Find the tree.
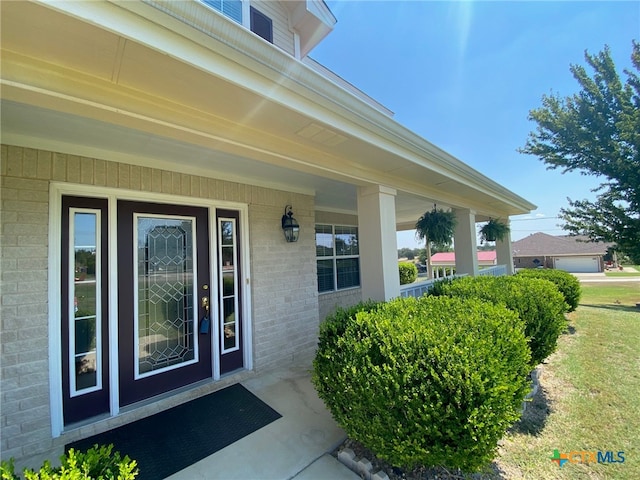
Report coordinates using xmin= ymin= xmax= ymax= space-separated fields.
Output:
xmin=520 ymin=41 xmax=640 ymax=263
xmin=397 ymin=247 xmax=416 ymax=260
xmin=415 ymin=206 xmax=456 ymax=279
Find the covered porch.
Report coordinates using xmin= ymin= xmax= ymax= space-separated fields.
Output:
xmin=2 ymin=1 xmax=533 ymax=306
xmin=1 ymin=0 xmax=534 ymax=465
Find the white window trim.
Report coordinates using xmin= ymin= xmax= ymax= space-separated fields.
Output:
xmin=218 ymin=217 xmax=240 ymax=355
xmin=316 ymin=224 xmax=361 ymax=294
xmin=68 ymin=208 xmax=103 ymax=397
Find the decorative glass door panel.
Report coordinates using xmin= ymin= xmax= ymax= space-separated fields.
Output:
xmin=61 ymin=197 xmax=110 ymax=425
xmin=217 ymin=210 xmax=243 ymax=374
xmin=135 ymin=216 xmax=197 ymax=377
xmin=118 ymin=201 xmax=211 ymax=406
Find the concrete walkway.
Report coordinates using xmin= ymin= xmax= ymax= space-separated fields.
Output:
xmin=167 ymin=364 xmax=360 ymax=480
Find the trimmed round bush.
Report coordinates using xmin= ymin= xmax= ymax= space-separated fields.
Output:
xmin=517 ymin=268 xmax=581 ymax=312
xmin=319 ymin=300 xmax=381 ymax=340
xmin=398 ymin=262 xmax=418 ymax=285
xmin=313 ymin=296 xmax=531 ymax=472
xmin=435 ymin=275 xmax=567 ymax=366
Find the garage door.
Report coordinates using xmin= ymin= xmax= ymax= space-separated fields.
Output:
xmin=553 ymin=256 xmax=599 ymax=273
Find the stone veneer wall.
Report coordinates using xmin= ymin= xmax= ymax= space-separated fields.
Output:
xmin=0 ymin=144 xmax=318 ymax=466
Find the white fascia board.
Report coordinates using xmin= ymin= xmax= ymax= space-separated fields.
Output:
xmin=36 ymin=0 xmax=533 ymax=214
xmin=286 ymin=0 xmax=337 ymax=57
xmin=307 ymin=0 xmax=337 ymax=26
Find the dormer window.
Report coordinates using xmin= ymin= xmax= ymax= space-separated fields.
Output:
xmin=250 ymin=7 xmax=273 ymax=43
xmin=201 ymin=0 xmax=242 ymax=23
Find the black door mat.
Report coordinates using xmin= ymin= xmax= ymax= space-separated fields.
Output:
xmin=66 ymin=383 xmax=282 ymax=480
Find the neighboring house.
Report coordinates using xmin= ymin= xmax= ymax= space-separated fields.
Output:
xmin=512 ymin=232 xmax=611 ymax=273
xmin=430 ymin=251 xmax=496 ymax=277
xmin=0 ymin=0 xmax=535 ymax=468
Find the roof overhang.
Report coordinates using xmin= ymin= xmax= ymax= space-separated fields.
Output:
xmin=283 ymin=0 xmax=337 ymax=58
xmin=0 ymin=0 xmax=535 ymax=227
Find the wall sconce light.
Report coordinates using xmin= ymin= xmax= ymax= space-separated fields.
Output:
xmin=281 ymin=205 xmax=300 ymax=243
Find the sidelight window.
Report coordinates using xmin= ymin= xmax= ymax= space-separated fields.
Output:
xmin=68 ymin=209 xmax=102 ymax=396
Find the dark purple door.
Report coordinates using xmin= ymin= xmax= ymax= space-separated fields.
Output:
xmin=117 ymin=201 xmax=212 ymax=406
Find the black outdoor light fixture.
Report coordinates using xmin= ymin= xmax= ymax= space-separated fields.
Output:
xmin=281 ymin=205 xmax=300 ymax=242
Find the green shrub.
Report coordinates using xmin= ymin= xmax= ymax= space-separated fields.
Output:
xmin=435 ymin=275 xmax=567 ymax=366
xmin=319 ymin=300 xmax=381 ymax=344
xmin=398 ymin=262 xmax=418 ymax=285
xmin=1 ymin=444 xmax=138 ymax=480
xmin=426 ymin=277 xmax=455 ymax=296
xmin=517 ymin=268 xmax=581 ymax=312
xmin=313 ymin=296 xmax=531 ymax=472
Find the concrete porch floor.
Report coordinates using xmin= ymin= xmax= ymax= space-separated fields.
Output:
xmin=166 ymin=364 xmax=360 ymax=480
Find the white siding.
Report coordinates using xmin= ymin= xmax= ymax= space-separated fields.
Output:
xmin=252 ymin=0 xmax=295 ymax=55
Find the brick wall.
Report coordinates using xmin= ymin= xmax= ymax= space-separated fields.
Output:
xmin=250 ymin=201 xmax=319 ymax=371
xmin=514 ymin=256 xmax=553 ymax=269
xmin=1 ymin=147 xmax=52 ymax=463
xmin=318 ymin=288 xmax=363 ymax=323
xmin=0 ymin=144 xmax=319 ymax=465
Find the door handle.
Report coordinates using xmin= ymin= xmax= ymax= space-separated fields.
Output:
xmin=201 ymin=296 xmax=209 ymax=314
xmin=200 ymin=296 xmax=210 ymax=334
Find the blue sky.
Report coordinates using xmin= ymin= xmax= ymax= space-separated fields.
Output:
xmin=310 ymin=1 xmax=639 ymax=248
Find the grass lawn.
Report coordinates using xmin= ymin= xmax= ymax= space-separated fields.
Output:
xmin=494 ymin=282 xmax=640 ymax=479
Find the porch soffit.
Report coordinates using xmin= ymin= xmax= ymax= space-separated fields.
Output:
xmin=0 ymin=0 xmax=535 ymax=222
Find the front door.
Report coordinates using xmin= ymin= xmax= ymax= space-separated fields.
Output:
xmin=117 ymin=201 xmax=212 ymax=406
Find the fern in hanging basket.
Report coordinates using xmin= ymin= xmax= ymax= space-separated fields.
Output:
xmin=479 ymin=218 xmax=510 ymax=243
xmin=416 ymin=207 xmax=457 ymax=245
xmin=415 ymin=207 xmax=457 ymax=279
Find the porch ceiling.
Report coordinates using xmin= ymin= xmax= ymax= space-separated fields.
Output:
xmin=0 ymin=1 xmax=535 ymax=225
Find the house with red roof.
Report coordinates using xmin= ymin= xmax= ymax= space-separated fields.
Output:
xmin=430 ymin=251 xmax=497 ymax=277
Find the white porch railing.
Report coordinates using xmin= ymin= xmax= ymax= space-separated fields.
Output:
xmin=399 ymin=274 xmax=463 ymax=298
xmin=478 ymin=264 xmax=508 ymax=276
xmin=399 ymin=278 xmax=439 ymax=298
xmin=399 ymin=265 xmax=508 ymax=298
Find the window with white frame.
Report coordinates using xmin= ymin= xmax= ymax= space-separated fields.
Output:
xmin=316 ymin=224 xmax=360 ymax=293
xmin=201 ymin=0 xmax=242 ymax=23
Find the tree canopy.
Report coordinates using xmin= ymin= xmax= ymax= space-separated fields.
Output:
xmin=520 ymin=41 xmax=640 ymax=263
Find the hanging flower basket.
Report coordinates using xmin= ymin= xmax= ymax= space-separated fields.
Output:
xmin=415 ymin=206 xmax=457 ymax=279
xmin=479 ymin=218 xmax=510 ymax=243
xmin=415 ymin=206 xmax=457 ymax=246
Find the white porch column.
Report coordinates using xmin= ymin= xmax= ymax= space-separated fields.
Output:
xmin=453 ymin=208 xmax=478 ymax=276
xmin=496 ymin=225 xmax=514 ymax=275
xmin=357 ymin=185 xmax=400 ymax=301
